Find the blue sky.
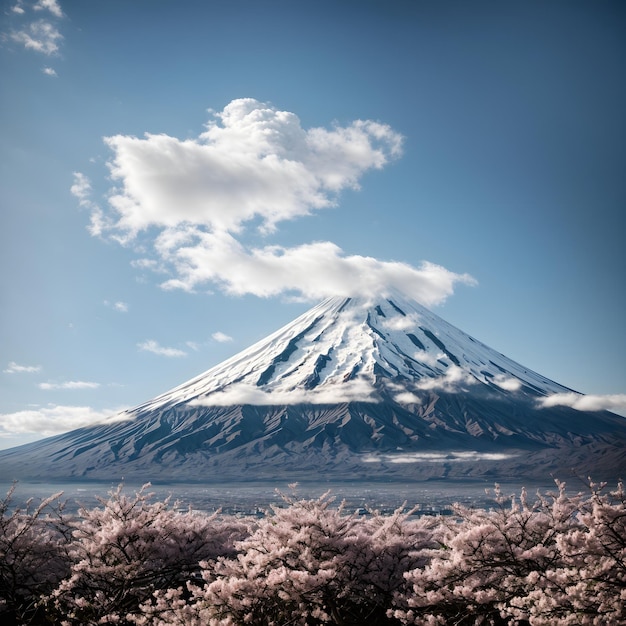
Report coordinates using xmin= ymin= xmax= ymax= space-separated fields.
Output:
xmin=1 ymin=0 xmax=625 ymax=449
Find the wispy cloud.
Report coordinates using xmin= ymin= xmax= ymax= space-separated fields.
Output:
xmin=138 ymin=339 xmax=187 ymax=358
xmin=412 ymin=350 xmax=446 ymax=368
xmin=79 ymin=98 xmax=475 ymax=305
xmin=71 ymin=172 xmax=107 ymax=236
xmin=212 ymin=331 xmax=233 ymax=343
xmin=70 ymin=171 xmax=92 ymax=205
xmin=492 ymin=374 xmax=522 ymax=391
xmin=381 ymin=313 xmax=421 ymax=332
xmin=538 ymin=392 xmax=626 ymax=417
xmin=104 ymin=300 xmax=129 ymax=313
xmin=416 ymin=365 xmax=477 ymax=392
xmin=3 ymin=361 xmax=41 ymax=374
xmin=39 ymin=380 xmax=100 ymax=390
xmin=34 ymin=0 xmax=63 ymax=18
xmin=190 ymin=379 xmax=378 ymax=406
xmin=10 ymin=19 xmax=62 ymax=55
xmin=0 ymin=405 xmax=129 ymax=438
xmin=363 ymin=451 xmax=517 ymax=464
xmin=6 ymin=0 xmax=64 ymax=77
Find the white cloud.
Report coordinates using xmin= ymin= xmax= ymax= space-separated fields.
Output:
xmin=362 ymin=451 xmax=516 ymax=464
xmin=71 ymin=172 xmax=109 ymax=237
xmin=393 ymin=391 xmax=422 ymax=405
xmin=70 ymin=171 xmax=93 ymax=206
xmin=34 ymin=0 xmax=63 ymax=18
xmin=412 ymin=350 xmax=446 ymax=367
xmin=42 ymin=66 xmax=57 ymax=76
xmin=416 ymin=365 xmax=477 ymax=392
xmin=10 ymin=19 xmax=62 ymax=55
xmin=138 ymin=339 xmax=187 ymax=358
xmin=3 ymin=361 xmax=41 ymax=374
xmin=104 ymin=300 xmax=129 ymax=313
xmin=101 ymin=98 xmax=403 ymax=240
xmin=79 ymin=99 xmax=475 ymax=305
xmin=39 ymin=380 xmax=100 ymax=390
xmin=212 ymin=331 xmax=233 ymax=343
xmin=0 ymin=405 xmax=129 ymax=438
xmin=538 ymin=392 xmax=626 ymax=417
xmin=492 ymin=374 xmax=522 ymax=391
xmin=381 ymin=313 xmax=421 ymax=332
xmin=11 ymin=2 xmax=25 ymax=15
xmin=155 ymin=230 xmax=475 ymax=305
xmin=190 ymin=378 xmax=378 ymax=406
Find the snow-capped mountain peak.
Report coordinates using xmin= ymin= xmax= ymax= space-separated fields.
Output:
xmin=1 ymin=289 xmax=624 ymax=483
xmin=134 ymin=292 xmax=570 ymax=413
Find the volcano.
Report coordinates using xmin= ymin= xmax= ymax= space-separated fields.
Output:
xmin=1 ymin=292 xmax=624 ymax=483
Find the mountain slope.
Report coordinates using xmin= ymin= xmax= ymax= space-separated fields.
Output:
xmin=1 ymin=293 xmax=624 ymax=482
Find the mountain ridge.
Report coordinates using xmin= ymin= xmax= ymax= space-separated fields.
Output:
xmin=1 ymin=292 xmax=624 ymax=483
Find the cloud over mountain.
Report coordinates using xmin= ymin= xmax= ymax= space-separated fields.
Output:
xmin=74 ymin=99 xmax=475 ymax=306
xmin=539 ymin=392 xmax=626 ymax=417
xmin=2 ymin=293 xmax=624 ymax=482
xmin=155 ymin=231 xmax=475 ymax=305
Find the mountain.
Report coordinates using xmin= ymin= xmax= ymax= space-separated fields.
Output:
xmin=1 ymin=292 xmax=624 ymax=483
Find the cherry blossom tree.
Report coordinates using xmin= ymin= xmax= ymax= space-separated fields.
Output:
xmin=137 ymin=489 xmax=434 ymax=626
xmin=391 ymin=480 xmax=626 ymax=626
xmin=512 ymin=480 xmax=626 ymax=625
xmin=45 ymin=483 xmax=248 ymax=625
xmin=0 ymin=483 xmax=71 ymax=625
xmin=3 ymin=480 xmax=626 ymax=625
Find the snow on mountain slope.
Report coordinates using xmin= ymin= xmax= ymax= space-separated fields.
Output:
xmin=0 ymin=291 xmax=624 ymax=483
xmin=134 ymin=291 xmax=571 ymax=414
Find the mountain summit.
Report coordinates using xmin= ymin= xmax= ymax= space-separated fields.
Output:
xmin=1 ymin=292 xmax=624 ymax=482
xmin=134 ymin=292 xmax=571 ymax=411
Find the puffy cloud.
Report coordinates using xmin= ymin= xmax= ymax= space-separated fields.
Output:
xmin=381 ymin=313 xmax=421 ymax=332
xmin=138 ymin=339 xmax=187 ymax=358
xmin=190 ymin=378 xmax=378 ymax=406
xmin=416 ymin=365 xmax=477 ymax=392
xmin=10 ymin=19 xmax=62 ymax=55
xmin=538 ymin=392 xmax=626 ymax=417
xmin=392 ymin=391 xmax=422 ymax=405
xmin=212 ymin=331 xmax=233 ymax=343
xmin=34 ymin=0 xmax=63 ymax=18
xmin=39 ymin=380 xmax=100 ymax=390
xmin=0 ymin=405 xmax=128 ymax=438
xmin=80 ymin=99 xmax=475 ymax=305
xmin=155 ymin=230 xmax=475 ymax=305
xmin=101 ymin=98 xmax=403 ymax=239
xmin=3 ymin=361 xmax=41 ymax=374
xmin=42 ymin=66 xmax=57 ymax=76
xmin=412 ymin=350 xmax=446 ymax=368
xmin=492 ymin=375 xmax=522 ymax=391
